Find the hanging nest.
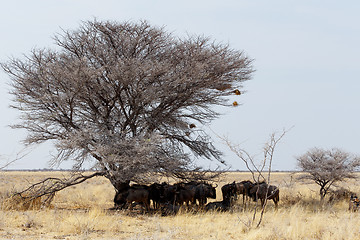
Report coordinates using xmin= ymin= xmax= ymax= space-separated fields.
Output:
xmin=232 ymin=101 xmax=239 ymax=106
xmin=189 ymin=124 xmax=196 ymax=129
xmin=233 ymin=89 xmax=241 ymax=95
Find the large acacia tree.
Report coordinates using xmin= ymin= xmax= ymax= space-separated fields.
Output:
xmin=2 ymin=20 xmax=253 ymax=190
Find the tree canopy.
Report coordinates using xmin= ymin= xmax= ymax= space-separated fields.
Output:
xmin=2 ymin=19 xmax=254 ymax=188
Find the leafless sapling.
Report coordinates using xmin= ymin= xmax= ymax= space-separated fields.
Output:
xmin=222 ymin=129 xmax=289 ymax=228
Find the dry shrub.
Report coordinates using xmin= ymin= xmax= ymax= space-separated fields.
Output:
xmin=328 ymin=187 xmax=355 ymax=203
xmin=280 ymin=191 xmax=304 ymax=206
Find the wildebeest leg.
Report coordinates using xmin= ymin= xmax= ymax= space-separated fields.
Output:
xmin=260 ymin=198 xmax=265 ymax=207
xmin=120 ymin=202 xmax=127 ymax=209
xmin=273 ymin=198 xmax=278 ymax=209
xmin=147 ymin=199 xmax=151 ymax=211
xmin=274 ymin=194 xmax=280 ymax=209
xmin=144 ymin=200 xmax=150 ymax=212
xmin=128 ymin=201 xmax=136 ymax=211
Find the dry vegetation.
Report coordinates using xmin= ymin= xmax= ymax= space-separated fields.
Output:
xmin=1 ymin=171 xmax=360 ymax=240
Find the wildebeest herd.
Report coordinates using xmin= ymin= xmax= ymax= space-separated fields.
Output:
xmin=113 ymin=180 xmax=280 ymax=215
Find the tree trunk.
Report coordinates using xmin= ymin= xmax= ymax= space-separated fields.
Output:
xmin=320 ymin=185 xmax=327 ymax=201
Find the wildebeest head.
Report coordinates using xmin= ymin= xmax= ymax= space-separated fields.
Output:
xmin=161 ymin=183 xmax=177 ymax=204
xmin=114 ymin=190 xmax=129 ymax=209
xmin=114 ymin=180 xmax=130 ymax=192
xmin=196 ymin=182 xmax=216 ymax=198
xmin=207 ymin=183 xmax=217 ymax=199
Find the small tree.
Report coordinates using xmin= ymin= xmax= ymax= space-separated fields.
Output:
xmin=1 ymin=19 xmax=254 ymax=194
xmin=222 ymin=129 xmax=288 ymax=228
xmin=297 ymin=147 xmax=360 ymax=200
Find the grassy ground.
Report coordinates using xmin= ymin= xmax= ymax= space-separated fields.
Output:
xmin=1 ymin=171 xmax=360 ymax=240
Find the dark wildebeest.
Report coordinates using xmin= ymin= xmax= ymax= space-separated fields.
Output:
xmin=195 ymin=182 xmax=217 ymax=206
xmin=114 ymin=191 xmax=127 ymax=209
xmin=114 ymin=185 xmax=150 ymax=211
xmin=249 ymin=182 xmax=279 ymax=208
xmin=174 ymin=183 xmax=196 ymax=207
xmin=161 ymin=183 xmax=177 ymax=205
xmin=205 ymin=198 xmax=232 ymax=212
xmin=113 ymin=180 xmax=131 ymax=192
xmin=234 ymin=180 xmax=254 ymax=205
xmin=149 ymin=182 xmax=166 ymax=209
xmin=113 ymin=180 xmax=131 ymax=209
xmin=221 ymin=182 xmax=237 ymax=201
xmin=159 ymin=203 xmax=181 ymax=216
xmin=183 ymin=181 xmax=217 ymax=206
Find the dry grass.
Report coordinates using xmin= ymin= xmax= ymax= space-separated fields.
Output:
xmin=1 ymin=171 xmax=360 ymax=239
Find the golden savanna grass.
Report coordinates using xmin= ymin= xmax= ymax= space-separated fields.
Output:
xmin=1 ymin=171 xmax=360 ymax=239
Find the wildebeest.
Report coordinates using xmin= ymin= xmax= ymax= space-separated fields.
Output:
xmin=249 ymin=182 xmax=279 ymax=208
xmin=173 ymin=183 xmax=196 ymax=207
xmin=236 ymin=180 xmax=254 ymax=199
xmin=160 ymin=183 xmax=177 ymax=205
xmin=221 ymin=182 xmax=237 ymax=201
xmin=114 ymin=185 xmax=150 ymax=211
xmin=233 ymin=180 xmax=255 ymax=206
xmin=113 ymin=180 xmax=131 ymax=193
xmin=205 ymin=198 xmax=232 ymax=212
xmin=113 ymin=181 xmax=131 ymax=209
xmin=171 ymin=182 xmax=209 ymax=207
xmin=147 ymin=181 xmax=217 ymax=208
xmin=148 ymin=182 xmax=166 ymax=209
xmin=159 ymin=202 xmax=181 ymax=216
xmin=192 ymin=182 xmax=217 ymax=206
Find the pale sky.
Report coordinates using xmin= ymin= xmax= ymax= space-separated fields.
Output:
xmin=1 ymin=0 xmax=359 ymax=170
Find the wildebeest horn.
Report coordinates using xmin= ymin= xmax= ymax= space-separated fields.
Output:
xmin=214 ymin=183 xmax=218 ymax=188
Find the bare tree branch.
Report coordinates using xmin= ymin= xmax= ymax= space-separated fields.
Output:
xmin=0 ymin=146 xmax=35 ymax=170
